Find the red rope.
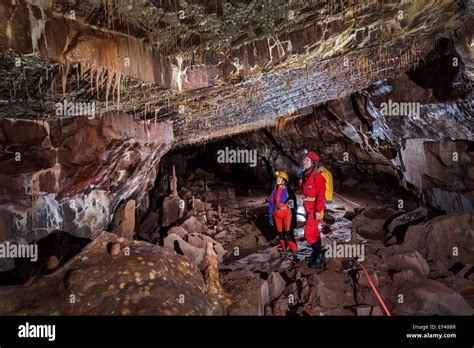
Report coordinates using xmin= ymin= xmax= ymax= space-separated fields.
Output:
xmin=355 ymin=259 xmax=392 ymax=316
xmin=309 ymin=286 xmax=317 ymax=316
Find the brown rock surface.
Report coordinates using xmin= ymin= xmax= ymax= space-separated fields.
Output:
xmin=0 ymin=232 xmax=211 ymax=315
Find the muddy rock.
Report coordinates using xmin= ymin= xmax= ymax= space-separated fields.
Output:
xmin=314 ymin=270 xmax=355 ymax=308
xmin=272 ymin=297 xmax=290 ymax=316
xmin=392 ymin=269 xmax=418 ymax=283
xmin=381 ymin=249 xmax=430 ymax=276
xmin=352 ymin=207 xmax=399 ymax=240
xmin=438 ymin=276 xmax=474 ymax=308
xmin=356 ymin=269 xmax=379 ymax=288
xmin=342 ymin=178 xmax=358 ymax=188
xmin=111 ymin=200 xmax=136 ymax=240
xmin=404 ymin=213 xmax=474 ymax=267
xmin=138 ymin=211 xmax=159 ymax=242
xmin=354 ymin=305 xmax=384 ymax=316
xmin=387 ymin=278 xmax=472 ymax=315
xmin=167 ymin=226 xmax=188 ymax=239
xmin=163 ymin=233 xmax=205 ymax=269
xmin=386 ymin=207 xmax=432 ymax=238
xmin=186 ymin=233 xmax=226 ymax=263
xmin=428 ymin=260 xmax=453 ymax=278
xmin=268 ymin=272 xmax=287 ymax=301
xmin=222 ymin=270 xmax=270 ymax=315
xmin=180 ymin=216 xmax=210 ymax=235
xmin=0 ymin=232 xmax=211 ymax=315
xmin=193 ymin=199 xmax=212 ymax=213
xmin=161 ymin=196 xmax=185 ymax=227
xmin=222 ymin=247 xmax=293 ymax=273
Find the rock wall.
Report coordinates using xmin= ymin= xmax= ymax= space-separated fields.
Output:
xmin=163 ymin=51 xmax=473 ymax=213
xmin=0 ymin=113 xmax=173 ymax=243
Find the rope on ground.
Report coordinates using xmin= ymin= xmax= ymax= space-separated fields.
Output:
xmin=353 ymin=258 xmax=392 ymax=316
xmin=333 ymin=192 xmax=361 ymax=207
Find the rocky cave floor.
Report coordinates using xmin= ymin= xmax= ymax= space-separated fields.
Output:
xmin=0 ymin=168 xmax=473 ymax=316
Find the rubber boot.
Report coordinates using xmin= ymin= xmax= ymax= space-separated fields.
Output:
xmin=279 ymin=239 xmax=287 ymax=258
xmin=308 ymin=239 xmax=325 ymax=269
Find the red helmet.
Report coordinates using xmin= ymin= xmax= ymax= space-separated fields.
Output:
xmin=305 ymin=151 xmax=319 ymax=163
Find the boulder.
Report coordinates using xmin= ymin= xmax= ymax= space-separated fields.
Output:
xmin=167 ymin=226 xmax=188 ymax=239
xmin=161 ymin=196 xmax=184 ymax=227
xmin=0 ymin=232 xmax=211 ymax=315
xmin=342 ymin=178 xmax=358 ymax=188
xmin=186 ymin=233 xmax=226 ymax=263
xmin=163 ymin=234 xmax=205 ymax=269
xmin=267 ymin=272 xmax=287 ymax=301
xmin=221 ymin=247 xmax=293 ymax=274
xmin=357 ymin=269 xmax=379 ymax=288
xmin=354 ymin=305 xmax=384 ymax=316
xmin=428 ymin=260 xmax=453 ymax=278
xmin=352 ymin=207 xmax=398 ymax=240
xmin=392 ymin=269 xmax=417 ymax=283
xmin=193 ymin=198 xmax=212 ymax=213
xmin=388 ymin=278 xmax=472 ymax=315
xmin=404 ymin=213 xmax=474 ymax=267
xmin=314 ymin=270 xmax=355 ymax=308
xmin=180 ymin=216 xmax=209 ymax=235
xmin=438 ymin=276 xmax=474 ymax=308
xmin=138 ymin=211 xmax=159 ymax=242
xmin=112 ymin=200 xmax=136 ymax=240
xmin=381 ymin=249 xmax=430 ymax=276
xmin=222 ymin=270 xmax=270 ymax=315
xmin=387 ymin=207 xmax=431 ymax=236
xmin=272 ymin=297 xmax=290 ymax=316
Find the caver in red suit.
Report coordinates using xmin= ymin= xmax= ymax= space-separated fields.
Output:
xmin=299 ymin=151 xmax=326 ymax=268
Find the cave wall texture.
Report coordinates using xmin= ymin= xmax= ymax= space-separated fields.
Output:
xmin=0 ymin=0 xmax=472 ymax=242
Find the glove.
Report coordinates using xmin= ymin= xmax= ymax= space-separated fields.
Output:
xmin=295 ymin=165 xmax=304 ymax=179
xmin=268 ymin=214 xmax=274 ymax=226
xmin=314 ymin=211 xmax=322 ymax=220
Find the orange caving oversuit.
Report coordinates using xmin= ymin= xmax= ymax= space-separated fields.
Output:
xmin=268 ymin=184 xmax=298 ymax=253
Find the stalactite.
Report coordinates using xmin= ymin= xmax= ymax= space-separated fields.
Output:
xmin=95 ymin=66 xmax=100 ymax=99
xmin=61 ymin=62 xmax=69 ymax=97
xmin=100 ymin=68 xmax=105 ymax=96
xmin=111 ymin=71 xmax=117 ymax=105
xmin=116 ymin=72 xmax=122 ymax=109
xmin=76 ymin=63 xmax=80 ymax=90
xmin=105 ymin=70 xmax=113 ymax=108
xmin=89 ymin=65 xmax=94 ymax=94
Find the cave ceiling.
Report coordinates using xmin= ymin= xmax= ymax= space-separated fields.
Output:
xmin=0 ymin=0 xmax=472 ymax=146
